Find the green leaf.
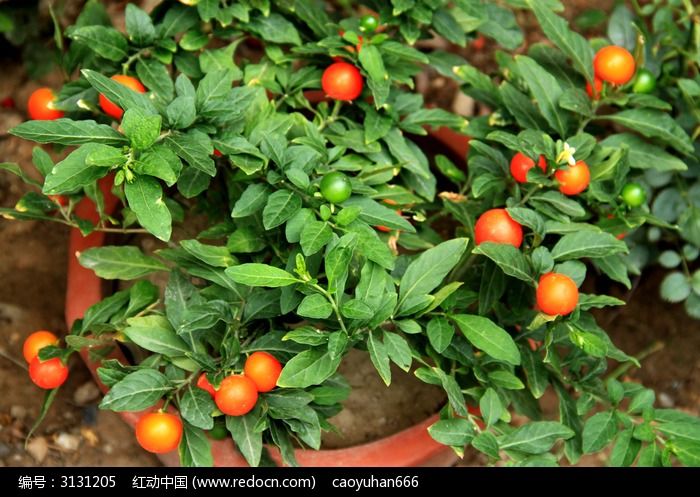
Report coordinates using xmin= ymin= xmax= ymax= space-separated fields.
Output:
xmin=488 ymin=370 xmax=525 ymax=390
xmin=600 ymin=133 xmax=687 ymax=172
xmin=225 ymin=264 xmax=299 ymax=287
xmin=263 ymin=190 xmax=302 ymax=230
xmin=500 ymin=421 xmax=574 ymax=454
xmin=607 ymin=4 xmax=636 ymax=51
xmin=433 ymin=8 xmax=466 ymax=46
xmin=657 ymin=423 xmax=700 ymax=458
xmin=159 ymin=4 xmax=199 ymax=38
xmin=578 ymin=294 xmax=625 ymax=310
xmin=325 ymin=233 xmax=357 ymax=295
xmin=500 ymin=83 xmax=549 ymax=131
xmin=82 ymin=69 xmax=157 ymax=115
xmin=180 ymin=386 xmax=216 ymax=430
xmin=582 ymin=411 xmax=617 ymax=453
xmin=284 ymin=327 xmax=328 ymax=347
xmin=428 ymin=419 xmax=474 ymax=447
xmin=226 ymin=408 xmax=263 ymax=467
xmin=79 ymin=246 xmax=167 ymax=280
xmin=435 ymin=155 xmax=467 ymax=184
xmin=340 ymin=299 xmax=374 ymax=320
xmin=480 ymin=388 xmax=504 ymax=427
xmin=660 ymin=272 xmax=691 ymax=303
xmin=167 ymin=96 xmax=197 ymax=129
xmin=165 ymin=131 xmax=215 ymax=177
xmin=85 ymin=144 xmax=125 ymax=168
xmin=181 ymin=239 xmax=235 ymax=268
xmin=569 ymin=328 xmax=607 ymax=357
xmin=134 ymin=146 xmax=182 ymax=187
xmin=609 ymin=428 xmax=641 ymax=467
xmin=42 ymin=144 xmax=110 ymax=195
xmin=472 ymin=431 xmax=500 ymax=459
xmin=480 ymin=262 xmax=506 ymax=315
xmin=82 ymin=289 xmax=130 ymax=333
xmin=383 ymin=331 xmax=412 ymax=372
xmin=125 ymin=280 xmax=159 ymax=316
xmin=10 ymin=119 xmax=126 ymax=146
xmin=515 ymin=55 xmax=568 ymax=137
xmin=123 ymin=316 xmax=189 ymax=357
xmin=367 ymin=330 xmax=391 ymax=386
xmin=671 ymin=440 xmax=700 ymax=467
xmin=227 ymin=227 xmax=266 ymax=254
xmin=136 ymin=59 xmax=174 ymax=102
xmin=125 ymin=4 xmax=155 ymax=46
xmin=628 ymin=389 xmax=655 ymax=414
xmin=0 ymin=11 xmax=13 ymax=33
xmin=300 ymin=221 xmax=332 ymax=256
xmin=125 ymin=175 xmax=172 ymax=242
xmin=427 ymin=317 xmax=454 ymax=354
xmin=397 ymin=238 xmax=468 ymax=313
xmin=277 ymin=348 xmax=342 ymax=388
xmin=593 ymin=255 xmax=632 ymax=289
xmin=601 ymin=109 xmax=694 ymax=155
xmin=528 ymin=0 xmax=594 ymax=81
xmin=637 ymin=442 xmax=662 ymax=467
xmin=364 ymin=107 xmax=394 ymax=143
xmin=69 ymin=26 xmax=128 ymax=61
xmin=32 ymin=147 xmax=54 ymax=177
xmin=359 ymin=44 xmax=389 ymax=107
xmin=232 ymin=184 xmax=270 ymax=218
xmin=200 ymin=45 xmax=241 ymax=75
xmin=434 ymin=368 xmax=468 ymax=417
xmin=559 ymin=88 xmax=593 ymax=115
xmin=551 ymin=231 xmax=628 ymax=260
xmin=179 ymin=423 xmax=213 ymax=467
xmin=522 ymin=349 xmax=548 ymax=399
xmin=507 ymin=207 xmax=546 ymax=238
xmin=177 ymin=167 xmax=210 ymax=198
xmin=342 ymin=196 xmax=415 ymax=232
xmin=297 ymin=294 xmax=333 ymax=319
xmin=249 ymin=13 xmax=301 ymax=45
xmin=452 ymin=314 xmax=521 ymax=366
xmin=99 ymin=370 xmax=171 ymax=411
xmin=473 ymin=243 xmax=534 ymax=282
xmin=530 ymin=191 xmax=586 ymax=219
xmin=25 ymin=389 xmax=59 ymax=442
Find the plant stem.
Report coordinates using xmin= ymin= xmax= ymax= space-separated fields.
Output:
xmin=311 ymin=283 xmax=347 ymax=334
xmin=606 ymin=340 xmax=665 ymax=381
xmin=122 ymin=51 xmax=144 ymax=74
xmin=0 ymin=347 xmax=28 ymax=371
xmin=317 ymin=100 xmax=343 ymax=132
xmin=518 ymin=184 xmax=544 ymax=206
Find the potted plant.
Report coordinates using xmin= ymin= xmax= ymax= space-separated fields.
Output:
xmin=3 ymin=0 xmax=699 ymax=467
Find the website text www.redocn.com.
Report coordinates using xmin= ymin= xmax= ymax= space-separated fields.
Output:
xmin=192 ymin=475 xmax=315 ymax=490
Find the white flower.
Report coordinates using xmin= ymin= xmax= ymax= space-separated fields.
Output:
xmin=556 ymin=142 xmax=577 ymax=166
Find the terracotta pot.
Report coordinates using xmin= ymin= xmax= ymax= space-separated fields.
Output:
xmin=64 ymin=171 xmax=465 ymax=467
xmin=429 ymin=126 xmax=470 ymax=160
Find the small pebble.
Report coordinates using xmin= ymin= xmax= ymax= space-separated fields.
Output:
xmin=658 ymin=392 xmax=675 ymax=408
xmin=26 ymin=437 xmax=48 ymax=463
xmin=54 ymin=432 xmax=80 ymax=452
xmin=10 ymin=406 xmax=27 ymax=420
xmin=73 ymin=382 xmax=100 ymax=406
xmin=452 ymin=91 xmax=475 ymax=117
xmin=0 ymin=442 xmax=11 ymax=458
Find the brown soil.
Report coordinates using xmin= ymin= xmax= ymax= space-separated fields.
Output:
xmin=323 ymin=350 xmax=445 ymax=449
